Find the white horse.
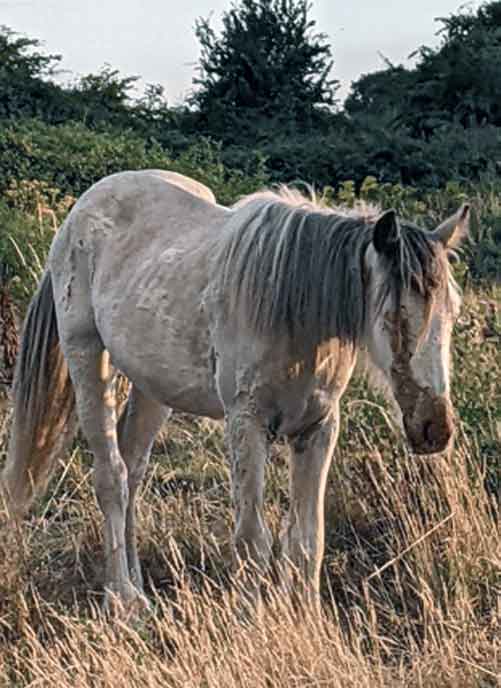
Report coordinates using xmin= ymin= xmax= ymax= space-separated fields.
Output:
xmin=2 ymin=170 xmax=469 ymax=612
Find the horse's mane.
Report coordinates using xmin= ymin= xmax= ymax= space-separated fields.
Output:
xmin=217 ymin=186 xmax=450 ymax=349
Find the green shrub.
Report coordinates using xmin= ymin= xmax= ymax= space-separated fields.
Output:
xmin=0 ymin=119 xmax=269 ymax=205
xmin=0 ymin=119 xmax=172 ymax=196
xmin=0 ymin=118 xmax=498 ymax=295
xmin=0 ymin=201 xmax=52 ymax=305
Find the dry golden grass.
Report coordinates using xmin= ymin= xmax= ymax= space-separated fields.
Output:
xmin=0 ymin=287 xmax=499 ymax=687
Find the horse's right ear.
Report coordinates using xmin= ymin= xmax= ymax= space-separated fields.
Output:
xmin=432 ymin=203 xmax=470 ymax=249
xmin=373 ymin=209 xmax=401 ymax=257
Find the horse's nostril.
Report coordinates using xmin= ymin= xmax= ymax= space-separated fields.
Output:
xmin=424 ymin=420 xmax=435 ymax=445
xmin=404 ymin=408 xmax=454 ymax=454
xmin=423 ymin=417 xmax=453 ymax=451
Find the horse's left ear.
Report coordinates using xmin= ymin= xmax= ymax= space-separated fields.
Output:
xmin=432 ymin=203 xmax=470 ymax=249
xmin=373 ymin=209 xmax=401 ymax=257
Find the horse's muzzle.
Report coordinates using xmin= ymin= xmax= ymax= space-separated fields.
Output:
xmin=403 ymin=397 xmax=455 ymax=455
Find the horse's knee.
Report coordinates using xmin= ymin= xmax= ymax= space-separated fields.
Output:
xmin=93 ymin=453 xmax=129 ymax=514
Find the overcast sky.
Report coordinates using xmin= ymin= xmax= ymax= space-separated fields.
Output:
xmin=0 ymin=0 xmax=481 ymax=103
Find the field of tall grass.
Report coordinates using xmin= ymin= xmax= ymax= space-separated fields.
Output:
xmin=0 ymin=174 xmax=499 ymax=686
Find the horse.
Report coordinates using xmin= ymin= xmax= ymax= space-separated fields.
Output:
xmin=1 ymin=169 xmax=470 ymax=613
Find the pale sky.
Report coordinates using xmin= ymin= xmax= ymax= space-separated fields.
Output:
xmin=0 ymin=0 xmax=481 ymax=104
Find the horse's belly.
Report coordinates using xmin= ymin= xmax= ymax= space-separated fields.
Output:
xmin=127 ymin=365 xmax=224 ymax=419
xmin=107 ymin=338 xmax=224 ymax=419
xmin=96 ymin=291 xmax=224 ymax=418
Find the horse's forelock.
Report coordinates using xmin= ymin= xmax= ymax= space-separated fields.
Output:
xmin=375 ymin=221 xmax=455 ymax=348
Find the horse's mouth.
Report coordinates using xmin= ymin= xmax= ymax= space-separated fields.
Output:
xmin=408 ymin=440 xmax=451 ymax=456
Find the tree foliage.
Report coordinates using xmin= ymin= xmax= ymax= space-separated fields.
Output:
xmin=0 ymin=25 xmax=63 ymax=120
xmin=403 ymin=1 xmax=501 ymax=135
xmin=347 ymin=0 xmax=501 ymax=138
xmin=2 ymin=3 xmax=501 ymax=202
xmin=0 ymin=26 xmax=183 ymax=145
xmin=192 ymin=0 xmax=338 ymax=140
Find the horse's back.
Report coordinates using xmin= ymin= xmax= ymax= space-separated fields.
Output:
xmin=50 ymin=169 xmax=227 ymax=274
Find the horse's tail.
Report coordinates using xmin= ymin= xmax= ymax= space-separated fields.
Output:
xmin=1 ymin=271 xmax=76 ymax=516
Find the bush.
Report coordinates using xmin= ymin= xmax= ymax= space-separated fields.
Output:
xmin=0 ymin=119 xmax=269 ymax=204
xmin=0 ymin=118 xmax=498 ymax=294
xmin=0 ymin=201 xmax=51 ymax=305
xmin=0 ymin=119 xmax=172 ymax=196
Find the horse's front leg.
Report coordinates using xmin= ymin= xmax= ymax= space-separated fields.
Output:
xmin=282 ymin=408 xmax=339 ymax=612
xmin=225 ymin=402 xmax=272 ymax=610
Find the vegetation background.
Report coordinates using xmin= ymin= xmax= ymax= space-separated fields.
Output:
xmin=0 ymin=1 xmax=499 ymax=685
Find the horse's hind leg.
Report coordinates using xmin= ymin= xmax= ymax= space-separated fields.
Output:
xmin=62 ymin=334 xmax=143 ymax=612
xmin=117 ymin=386 xmax=170 ymax=590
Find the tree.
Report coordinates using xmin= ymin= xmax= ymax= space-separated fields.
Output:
xmin=345 ymin=1 xmax=501 ymax=139
xmin=401 ymin=1 xmax=501 ymax=136
xmin=191 ymin=0 xmax=338 ymax=141
xmin=0 ymin=25 xmax=63 ymax=120
xmin=0 ymin=27 xmax=138 ymax=126
xmin=0 ymin=26 xmax=185 ymax=146
xmin=345 ymin=63 xmax=415 ymax=122
xmin=67 ymin=67 xmax=140 ymax=128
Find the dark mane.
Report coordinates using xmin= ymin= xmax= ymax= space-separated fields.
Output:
xmin=218 ymin=188 xmax=450 ymax=349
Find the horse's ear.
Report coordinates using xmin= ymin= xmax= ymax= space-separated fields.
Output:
xmin=373 ymin=209 xmax=401 ymax=256
xmin=432 ymin=203 xmax=470 ymax=249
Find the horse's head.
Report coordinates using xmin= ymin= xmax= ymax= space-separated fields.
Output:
xmin=364 ymin=204 xmax=470 ymax=455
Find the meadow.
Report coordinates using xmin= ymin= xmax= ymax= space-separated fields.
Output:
xmin=0 ymin=171 xmax=499 ymax=687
